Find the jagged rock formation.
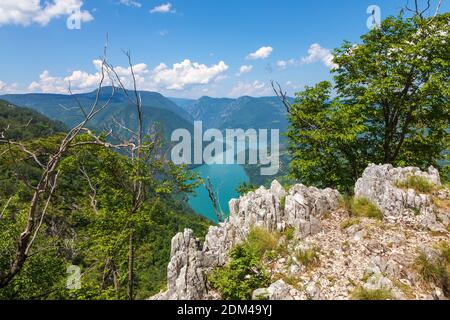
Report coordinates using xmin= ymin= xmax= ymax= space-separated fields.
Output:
xmin=355 ymin=164 xmax=449 ymax=232
xmin=152 ymin=180 xmax=340 ymax=300
xmin=152 ymin=164 xmax=449 ymax=300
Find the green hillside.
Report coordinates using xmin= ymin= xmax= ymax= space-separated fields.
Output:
xmin=1 ymin=87 xmax=193 ymax=133
xmin=0 ymin=99 xmax=66 ymax=140
xmin=171 ymin=95 xmax=291 ymax=141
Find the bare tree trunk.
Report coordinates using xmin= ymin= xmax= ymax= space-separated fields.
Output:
xmin=127 ymin=232 xmax=135 ymax=300
xmin=0 ymin=47 xmax=115 ymax=289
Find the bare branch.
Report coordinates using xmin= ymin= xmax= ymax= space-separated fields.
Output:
xmin=205 ymin=177 xmax=225 ymax=223
xmin=0 ymin=38 xmax=121 ymax=289
xmin=79 ymin=165 xmax=99 ymax=214
xmin=0 ymin=196 xmax=13 ymax=220
xmin=25 ymin=171 xmax=59 ymax=255
xmin=1 ymin=140 xmax=46 ymax=169
xmin=271 ymin=80 xmax=292 ymax=114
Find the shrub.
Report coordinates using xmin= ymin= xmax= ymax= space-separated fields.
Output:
xmin=295 ymin=246 xmax=320 ymax=269
xmin=395 ymin=175 xmax=436 ymax=194
xmin=209 ymin=228 xmax=278 ymax=300
xmin=351 ymin=287 xmax=394 ymax=300
xmin=246 ymin=227 xmax=280 ymax=258
xmin=349 ymin=197 xmax=383 ymax=220
xmin=283 ymin=227 xmax=295 ymax=242
xmin=236 ymin=182 xmax=258 ymax=196
xmin=415 ymin=243 xmax=450 ymax=297
xmin=279 ymin=196 xmax=286 ymax=211
xmin=209 ymin=244 xmax=270 ymax=300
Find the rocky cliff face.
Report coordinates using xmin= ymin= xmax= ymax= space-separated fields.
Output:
xmin=355 ymin=164 xmax=448 ymax=232
xmin=152 ymin=164 xmax=449 ymax=300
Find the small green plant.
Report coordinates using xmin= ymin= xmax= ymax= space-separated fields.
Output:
xmin=339 ymin=195 xmax=352 ymax=211
xmin=246 ymin=227 xmax=280 ymax=258
xmin=351 ymin=287 xmax=394 ymax=300
xmin=236 ymin=182 xmax=258 ymax=196
xmin=414 ymin=242 xmax=450 ymax=297
xmin=283 ymin=227 xmax=295 ymax=242
xmin=279 ymin=196 xmax=286 ymax=211
xmin=395 ymin=175 xmax=436 ymax=194
xmin=340 ymin=217 xmax=361 ymax=230
xmin=272 ymin=273 xmax=300 ymax=288
xmin=349 ymin=197 xmax=383 ymax=220
xmin=209 ymin=243 xmax=270 ymax=300
xmin=411 ymin=207 xmax=421 ymax=216
xmin=209 ymin=227 xmax=278 ymax=300
xmin=433 ymin=196 xmax=450 ymax=211
xmin=295 ymin=246 xmax=320 ymax=269
xmin=437 ymin=242 xmax=450 ymax=263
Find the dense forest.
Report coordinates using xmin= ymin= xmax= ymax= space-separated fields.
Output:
xmin=0 ymin=96 xmax=210 ymax=299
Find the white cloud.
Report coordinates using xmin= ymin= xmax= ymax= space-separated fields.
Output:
xmin=236 ymin=65 xmax=253 ymax=76
xmin=29 ymin=70 xmax=70 ymax=93
xmin=0 ymin=80 xmax=19 ymax=93
xmin=285 ymin=81 xmax=303 ymax=90
xmin=150 ymin=3 xmax=175 ymax=14
xmin=275 ymin=44 xmax=337 ymax=70
xmin=301 ymin=43 xmax=337 ymax=69
xmin=152 ymin=59 xmax=229 ymax=90
xmin=246 ymin=46 xmax=273 ymax=60
xmin=157 ymin=30 xmax=169 ymax=36
xmin=229 ymin=80 xmax=272 ymax=97
xmin=119 ymin=0 xmax=141 ymax=8
xmin=27 ymin=58 xmax=229 ymax=93
xmin=0 ymin=0 xmax=93 ymax=27
xmin=276 ymin=59 xmax=296 ymax=70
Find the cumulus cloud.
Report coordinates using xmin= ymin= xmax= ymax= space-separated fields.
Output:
xmin=246 ymin=46 xmax=273 ymax=60
xmin=29 ymin=70 xmax=70 ymax=93
xmin=119 ymin=0 xmax=141 ymax=8
xmin=0 ymin=80 xmax=19 ymax=93
xmin=236 ymin=65 xmax=253 ymax=76
xmin=301 ymin=43 xmax=337 ymax=69
xmin=150 ymin=3 xmax=175 ymax=14
xmin=152 ymin=59 xmax=229 ymax=90
xmin=229 ymin=80 xmax=272 ymax=97
xmin=276 ymin=59 xmax=296 ymax=70
xmin=0 ymin=0 xmax=93 ymax=27
xmin=276 ymin=44 xmax=337 ymax=70
xmin=27 ymin=58 xmax=229 ymax=94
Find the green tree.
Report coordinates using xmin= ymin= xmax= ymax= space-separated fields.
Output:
xmin=280 ymin=12 xmax=449 ymax=191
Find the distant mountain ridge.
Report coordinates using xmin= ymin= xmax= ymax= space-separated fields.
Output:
xmin=0 ymin=87 xmax=194 ymax=140
xmin=1 ymin=89 xmax=293 ymax=146
xmin=0 ymin=99 xmax=66 ymax=141
xmin=170 ymin=96 xmax=291 ymax=134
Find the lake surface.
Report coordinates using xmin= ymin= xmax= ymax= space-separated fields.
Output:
xmin=188 ymin=164 xmax=249 ymax=222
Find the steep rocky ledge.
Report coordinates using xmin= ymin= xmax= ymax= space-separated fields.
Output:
xmin=152 ymin=164 xmax=449 ymax=300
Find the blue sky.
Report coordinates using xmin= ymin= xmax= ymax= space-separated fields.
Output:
xmin=0 ymin=0 xmax=448 ymax=98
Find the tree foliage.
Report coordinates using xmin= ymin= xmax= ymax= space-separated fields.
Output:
xmin=0 ymin=102 xmax=210 ymax=300
xmin=287 ymin=13 xmax=449 ymax=191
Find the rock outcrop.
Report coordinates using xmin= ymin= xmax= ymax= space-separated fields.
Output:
xmin=152 ymin=180 xmax=341 ymax=300
xmin=152 ymin=164 xmax=449 ymax=300
xmin=355 ymin=164 xmax=449 ymax=232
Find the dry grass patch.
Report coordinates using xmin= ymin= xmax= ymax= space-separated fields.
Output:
xmin=395 ymin=175 xmax=436 ymax=194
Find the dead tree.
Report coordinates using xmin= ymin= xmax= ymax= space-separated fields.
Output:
xmin=404 ymin=0 xmax=443 ymax=19
xmin=0 ymin=46 xmax=117 ymax=289
xmin=205 ymin=177 xmax=225 ymax=223
xmin=98 ymin=51 xmax=150 ymax=300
